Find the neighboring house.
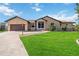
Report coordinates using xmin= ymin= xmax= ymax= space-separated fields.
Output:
xmin=0 ymin=23 xmax=6 ymax=30
xmin=5 ymin=16 xmax=75 ymax=31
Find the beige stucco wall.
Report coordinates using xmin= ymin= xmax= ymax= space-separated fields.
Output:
xmin=28 ymin=21 xmax=36 ymax=31
xmin=36 ymin=17 xmax=61 ymax=31
xmin=37 ymin=17 xmax=74 ymax=31
xmin=66 ymin=23 xmax=74 ymax=31
xmin=61 ymin=23 xmax=74 ymax=31
xmin=7 ymin=17 xmax=28 ymax=31
xmin=43 ymin=17 xmax=61 ymax=30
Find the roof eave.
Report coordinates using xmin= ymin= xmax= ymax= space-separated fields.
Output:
xmin=5 ymin=16 xmax=29 ymax=22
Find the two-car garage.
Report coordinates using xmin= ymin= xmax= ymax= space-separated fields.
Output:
xmin=6 ymin=16 xmax=28 ymax=31
xmin=10 ymin=24 xmax=25 ymax=31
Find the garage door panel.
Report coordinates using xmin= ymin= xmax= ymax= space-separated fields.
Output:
xmin=10 ymin=24 xmax=25 ymax=31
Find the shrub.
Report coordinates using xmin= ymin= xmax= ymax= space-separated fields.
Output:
xmin=62 ymin=27 xmax=67 ymax=31
xmin=50 ymin=25 xmax=56 ymax=31
xmin=75 ymin=25 xmax=79 ymax=31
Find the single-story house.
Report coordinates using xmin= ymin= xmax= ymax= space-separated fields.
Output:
xmin=5 ymin=16 xmax=75 ymax=31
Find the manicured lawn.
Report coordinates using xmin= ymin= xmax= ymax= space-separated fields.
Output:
xmin=0 ymin=31 xmax=5 ymax=32
xmin=20 ymin=32 xmax=79 ymax=56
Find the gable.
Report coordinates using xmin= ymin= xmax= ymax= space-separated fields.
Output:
xmin=5 ymin=16 xmax=29 ymax=22
xmin=37 ymin=16 xmax=75 ymax=25
xmin=36 ymin=16 xmax=61 ymax=23
xmin=7 ymin=16 xmax=28 ymax=24
xmin=43 ymin=16 xmax=61 ymax=23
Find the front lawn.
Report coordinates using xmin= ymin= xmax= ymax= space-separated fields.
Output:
xmin=20 ymin=32 xmax=79 ymax=56
xmin=0 ymin=30 xmax=5 ymax=32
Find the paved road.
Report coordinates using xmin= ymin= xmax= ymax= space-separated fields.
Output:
xmin=0 ymin=31 xmax=28 ymax=56
xmin=0 ymin=31 xmax=48 ymax=56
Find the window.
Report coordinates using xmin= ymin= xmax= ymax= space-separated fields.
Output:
xmin=31 ymin=23 xmax=35 ymax=27
xmin=38 ymin=22 xmax=44 ymax=28
xmin=51 ymin=23 xmax=54 ymax=26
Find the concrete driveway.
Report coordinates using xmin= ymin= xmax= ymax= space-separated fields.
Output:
xmin=0 ymin=31 xmax=48 ymax=56
xmin=0 ymin=31 xmax=28 ymax=56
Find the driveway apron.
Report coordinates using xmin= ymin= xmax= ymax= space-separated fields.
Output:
xmin=0 ymin=31 xmax=28 ymax=56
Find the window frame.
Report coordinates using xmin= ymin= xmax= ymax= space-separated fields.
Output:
xmin=38 ymin=21 xmax=44 ymax=28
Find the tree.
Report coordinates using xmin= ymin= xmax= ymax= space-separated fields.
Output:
xmin=76 ymin=3 xmax=79 ymax=24
xmin=75 ymin=3 xmax=79 ymax=31
xmin=75 ymin=25 xmax=79 ymax=31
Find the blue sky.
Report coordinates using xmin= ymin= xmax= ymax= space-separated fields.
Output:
xmin=0 ymin=3 xmax=77 ymax=22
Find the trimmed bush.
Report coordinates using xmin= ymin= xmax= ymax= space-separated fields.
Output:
xmin=62 ymin=27 xmax=67 ymax=31
xmin=50 ymin=25 xmax=56 ymax=31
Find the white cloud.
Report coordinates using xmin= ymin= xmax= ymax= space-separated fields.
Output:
xmin=0 ymin=3 xmax=10 ymax=6
xmin=65 ymin=14 xmax=78 ymax=21
xmin=35 ymin=3 xmax=39 ymax=7
xmin=63 ymin=3 xmax=72 ymax=5
xmin=49 ymin=10 xmax=77 ymax=22
xmin=31 ymin=3 xmax=42 ymax=12
xmin=3 ymin=3 xmax=9 ymax=5
xmin=32 ymin=7 xmax=41 ymax=11
xmin=0 ymin=5 xmax=22 ymax=16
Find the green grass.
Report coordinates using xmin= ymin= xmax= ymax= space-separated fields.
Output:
xmin=0 ymin=30 xmax=5 ymax=32
xmin=0 ymin=29 xmax=6 ymax=32
xmin=20 ymin=32 xmax=79 ymax=56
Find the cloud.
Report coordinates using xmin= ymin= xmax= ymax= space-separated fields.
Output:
xmin=0 ymin=5 xmax=22 ymax=16
xmin=3 ymin=3 xmax=9 ymax=6
xmin=63 ymin=3 xmax=72 ymax=5
xmin=0 ymin=3 xmax=10 ymax=6
xmin=49 ymin=10 xmax=77 ymax=22
xmin=35 ymin=3 xmax=39 ymax=7
xmin=32 ymin=7 xmax=41 ymax=11
xmin=31 ymin=3 xmax=42 ymax=12
xmin=65 ymin=14 xmax=78 ymax=21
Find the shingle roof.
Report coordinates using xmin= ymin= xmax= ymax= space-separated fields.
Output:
xmin=42 ymin=16 xmax=62 ymax=22
xmin=5 ymin=16 xmax=29 ymax=22
xmin=60 ymin=20 xmax=75 ymax=23
xmin=5 ymin=16 xmax=75 ymax=24
xmin=37 ymin=16 xmax=75 ymax=23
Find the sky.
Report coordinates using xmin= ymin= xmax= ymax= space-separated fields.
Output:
xmin=0 ymin=3 xmax=77 ymax=22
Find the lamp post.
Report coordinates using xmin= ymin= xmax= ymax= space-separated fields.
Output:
xmin=22 ymin=24 xmax=23 ymax=35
